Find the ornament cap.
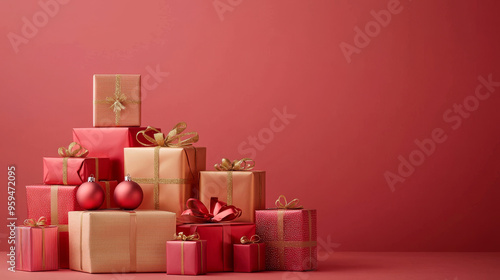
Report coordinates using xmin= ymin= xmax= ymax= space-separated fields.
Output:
xmin=124 ymin=174 xmax=132 ymax=181
xmin=87 ymin=175 xmax=96 ymax=182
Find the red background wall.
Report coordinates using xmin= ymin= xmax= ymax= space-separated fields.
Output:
xmin=1 ymin=0 xmax=500 ymax=252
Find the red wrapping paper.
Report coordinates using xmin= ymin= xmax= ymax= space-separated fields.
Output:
xmin=176 ymin=223 xmax=255 ymax=272
xmin=233 ymin=243 xmax=266 ymax=272
xmin=43 ymin=157 xmax=110 ymax=185
xmin=256 ymin=209 xmax=317 ymax=271
xmin=166 ymin=240 xmax=207 ymax=275
xmin=15 ymin=225 xmax=58 ymax=271
xmin=72 ymin=127 xmax=160 ymax=180
xmin=96 ymin=180 xmax=118 ymax=209
xmin=26 ymin=185 xmax=83 ymax=268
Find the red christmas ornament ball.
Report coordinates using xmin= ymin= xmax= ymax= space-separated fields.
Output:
xmin=114 ymin=175 xmax=143 ymax=210
xmin=76 ymin=176 xmax=104 ymax=210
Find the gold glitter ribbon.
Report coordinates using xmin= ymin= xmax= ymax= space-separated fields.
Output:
xmin=214 ymin=158 xmax=255 ymax=205
xmin=94 ymin=74 xmax=141 ymax=125
xmin=57 ymin=142 xmax=89 ymax=185
xmin=268 ymin=196 xmax=315 ymax=270
xmin=50 ymin=185 xmax=68 ymax=269
xmin=23 ymin=217 xmax=48 ymax=270
xmin=133 ymin=124 xmax=199 ymax=209
xmin=240 ymin=235 xmax=260 ymax=244
xmin=129 ymin=211 xmax=137 ymax=272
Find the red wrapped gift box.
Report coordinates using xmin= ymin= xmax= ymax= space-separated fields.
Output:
xmin=43 ymin=157 xmax=110 ymax=185
xmin=176 ymin=223 xmax=255 ymax=272
xmin=16 ymin=224 xmax=58 ymax=271
xmin=256 ymin=207 xmax=317 ymax=271
xmin=96 ymin=180 xmax=118 ymax=209
xmin=72 ymin=127 xmax=160 ymax=180
xmin=166 ymin=239 xmax=207 ymax=275
xmin=233 ymin=242 xmax=266 ymax=272
xmin=26 ymin=185 xmax=83 ymax=268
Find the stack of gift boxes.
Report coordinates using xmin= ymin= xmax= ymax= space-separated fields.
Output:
xmin=16 ymin=74 xmax=318 ymax=275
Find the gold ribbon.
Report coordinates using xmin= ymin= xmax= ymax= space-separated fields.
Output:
xmin=24 ymin=216 xmax=47 ymax=227
xmin=23 ymin=217 xmax=47 ymax=270
xmin=275 ymin=195 xmax=303 ymax=209
xmin=240 ymin=235 xmax=260 ymax=244
xmin=214 ymin=158 xmax=255 ymax=171
xmin=213 ymin=158 xmax=255 ymax=205
xmin=175 ymin=232 xmax=201 ymax=275
xmin=50 ymin=185 xmax=68 ymax=268
xmin=175 ymin=232 xmax=200 ymax=241
xmin=57 ymin=142 xmax=88 ymax=185
xmin=136 ymin=123 xmax=199 ymax=148
xmin=129 ymin=212 xmax=137 ymax=272
xmin=133 ymin=123 xmax=198 ymax=210
xmin=94 ymin=74 xmax=141 ymax=125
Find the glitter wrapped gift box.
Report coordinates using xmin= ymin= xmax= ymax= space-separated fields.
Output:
xmin=69 ymin=210 xmax=176 ymax=273
xmin=16 ymin=221 xmax=58 ymax=272
xmin=43 ymin=157 xmax=110 ymax=185
xmin=166 ymin=234 xmax=207 ymax=275
xmin=255 ymin=196 xmax=318 ymax=271
xmin=72 ymin=127 xmax=160 ymax=180
xmin=93 ymin=74 xmax=141 ymax=127
xmin=26 ymin=185 xmax=82 ymax=268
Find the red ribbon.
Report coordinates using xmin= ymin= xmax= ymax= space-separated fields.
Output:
xmin=177 ymin=197 xmax=242 ymax=224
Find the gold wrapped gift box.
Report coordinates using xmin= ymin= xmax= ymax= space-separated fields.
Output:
xmin=69 ymin=210 xmax=176 ymax=273
xmin=124 ymin=146 xmax=206 ymax=216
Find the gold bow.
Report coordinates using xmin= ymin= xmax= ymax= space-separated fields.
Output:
xmin=57 ymin=142 xmax=89 ymax=158
xmin=24 ymin=216 xmax=47 ymax=227
xmin=214 ymin=158 xmax=255 ymax=171
xmin=175 ymin=232 xmax=200 ymax=241
xmin=240 ymin=235 xmax=261 ymax=244
xmin=275 ymin=195 xmax=303 ymax=209
xmin=136 ymin=122 xmax=199 ymax=147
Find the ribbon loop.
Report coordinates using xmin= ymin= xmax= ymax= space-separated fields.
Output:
xmin=136 ymin=122 xmax=199 ymax=148
xmin=24 ymin=216 xmax=47 ymax=227
xmin=177 ymin=197 xmax=242 ymax=224
xmin=175 ymin=232 xmax=200 ymax=241
xmin=240 ymin=235 xmax=261 ymax=244
xmin=57 ymin=142 xmax=89 ymax=158
xmin=275 ymin=195 xmax=303 ymax=209
xmin=214 ymin=158 xmax=255 ymax=171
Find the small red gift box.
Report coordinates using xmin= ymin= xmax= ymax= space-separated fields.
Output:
xmin=43 ymin=157 xmax=110 ymax=185
xmin=72 ymin=127 xmax=160 ymax=180
xmin=26 ymin=185 xmax=82 ymax=268
xmin=233 ymin=235 xmax=266 ymax=272
xmin=255 ymin=195 xmax=317 ymax=271
xmin=15 ymin=218 xmax=58 ymax=271
xmin=166 ymin=233 xmax=207 ymax=275
xmin=96 ymin=180 xmax=118 ymax=209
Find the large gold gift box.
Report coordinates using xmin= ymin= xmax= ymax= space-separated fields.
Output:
xmin=69 ymin=210 xmax=176 ymax=273
xmin=124 ymin=147 xmax=206 ymax=216
xmin=199 ymin=170 xmax=265 ymax=222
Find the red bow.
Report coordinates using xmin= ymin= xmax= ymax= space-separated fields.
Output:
xmin=177 ymin=197 xmax=242 ymax=224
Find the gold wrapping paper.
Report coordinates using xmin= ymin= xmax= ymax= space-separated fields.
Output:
xmin=124 ymin=146 xmax=206 ymax=216
xmin=93 ymin=74 xmax=141 ymax=127
xmin=69 ymin=210 xmax=176 ymax=273
xmin=199 ymin=171 xmax=265 ymax=222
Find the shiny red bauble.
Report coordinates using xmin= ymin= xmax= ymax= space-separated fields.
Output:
xmin=114 ymin=175 xmax=143 ymax=210
xmin=76 ymin=176 xmax=104 ymax=210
